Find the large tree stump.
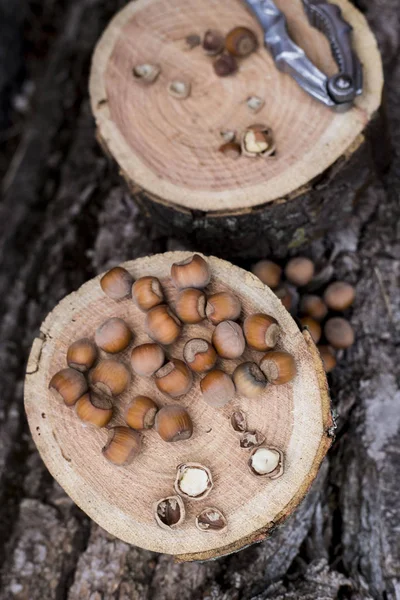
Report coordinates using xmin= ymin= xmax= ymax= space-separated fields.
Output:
xmin=89 ymin=0 xmax=383 ymax=256
xmin=25 ymin=252 xmax=332 ymax=561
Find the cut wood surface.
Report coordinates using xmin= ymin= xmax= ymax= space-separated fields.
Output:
xmin=90 ymin=0 xmax=383 ymax=214
xmin=24 ymin=252 xmax=332 ymax=560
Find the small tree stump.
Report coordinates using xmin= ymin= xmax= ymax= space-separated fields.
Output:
xmin=89 ymin=0 xmax=383 ymax=256
xmin=25 ymin=252 xmax=332 ymax=561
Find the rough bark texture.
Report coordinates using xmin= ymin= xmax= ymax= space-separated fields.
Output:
xmin=0 ymin=0 xmax=399 ymax=599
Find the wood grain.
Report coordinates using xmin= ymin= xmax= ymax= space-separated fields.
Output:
xmin=24 ymin=252 xmax=331 ymax=560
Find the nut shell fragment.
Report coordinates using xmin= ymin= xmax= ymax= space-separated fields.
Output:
xmin=230 ymin=410 xmax=247 ymax=432
xmin=174 ymin=463 xmax=213 ymax=500
xmin=196 ymin=507 xmax=227 ymax=533
xmin=241 ymin=124 xmax=275 ymax=157
xmin=154 ymin=496 xmax=186 ymax=530
xmin=133 ymin=63 xmax=161 ymax=84
xmin=168 ymin=80 xmax=191 ymax=99
xmin=240 ymin=430 xmax=265 ymax=449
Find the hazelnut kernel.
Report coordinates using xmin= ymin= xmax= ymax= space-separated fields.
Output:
xmin=67 ymin=338 xmax=98 ymax=372
xmin=132 ymin=276 xmax=164 ymax=311
xmin=202 ymin=29 xmax=224 ymax=55
xmin=126 ymin=396 xmax=158 ymax=430
xmin=300 ymin=295 xmax=328 ymax=321
xmin=318 ymin=345 xmax=337 ymax=373
xmin=212 ymin=320 xmax=245 ymax=359
xmin=174 ymin=288 xmax=206 ymax=324
xmin=324 ymin=317 xmax=355 ymax=349
xmin=300 ymin=316 xmax=322 ymax=344
xmin=145 ymin=304 xmax=181 ymax=345
xmin=225 ymin=26 xmax=258 ymax=57
xmin=174 ymin=463 xmax=213 ymax=500
xmin=95 ymin=317 xmax=132 ymax=354
xmin=168 ymin=80 xmax=191 ymax=99
xmin=243 ymin=313 xmax=280 ymax=351
xmin=132 ymin=63 xmax=161 ymax=84
xmin=200 ymin=369 xmax=235 ymax=408
xmin=206 ymin=291 xmax=241 ymax=325
xmin=249 ymin=447 xmax=284 ymax=478
xmin=285 ymin=257 xmax=315 ymax=287
xmin=171 ymin=254 xmax=211 ymax=289
xmin=195 ymin=507 xmax=227 ymax=533
xmin=246 ymin=96 xmax=265 ymax=113
xmin=154 ymin=496 xmax=186 ymax=530
xmin=183 ymin=339 xmax=217 ymax=373
xmin=90 ymin=359 xmax=130 ymax=397
xmin=75 ymin=393 xmax=113 ymax=427
xmin=49 ymin=368 xmax=88 ymax=407
xmin=259 ymin=351 xmax=297 ymax=385
xmin=252 ymin=260 xmax=282 ymax=289
xmin=324 ymin=281 xmax=356 ymax=311
xmin=100 ymin=266 xmax=133 ymax=300
xmin=233 ymin=362 xmax=267 ymax=398
xmin=130 ymin=343 xmax=165 ymax=377
xmin=154 ymin=404 xmax=193 ymax=442
xmin=241 ymin=124 xmax=275 ymax=157
xmin=155 ymin=359 xmax=193 ymax=397
xmin=213 ymin=53 xmax=238 ymax=77
xmin=102 ymin=426 xmax=142 ymax=466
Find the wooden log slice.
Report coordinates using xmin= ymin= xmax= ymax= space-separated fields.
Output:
xmin=89 ymin=0 xmax=383 ymax=256
xmin=25 ymin=252 xmax=332 ymax=561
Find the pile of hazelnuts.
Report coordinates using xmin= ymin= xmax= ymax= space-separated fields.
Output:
xmin=49 ymin=254 xmax=292 ymax=533
xmin=252 ymin=257 xmax=356 ymax=373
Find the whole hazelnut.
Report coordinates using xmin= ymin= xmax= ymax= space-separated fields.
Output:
xmin=243 ymin=313 xmax=280 ymax=351
xmin=252 ymin=260 xmax=282 ymax=289
xmin=67 ymin=338 xmax=98 ymax=372
xmin=95 ymin=317 xmax=132 ymax=354
xmin=300 ymin=295 xmax=328 ymax=321
xmin=259 ymin=351 xmax=297 ymax=385
xmin=233 ymin=362 xmax=267 ymax=398
xmin=212 ymin=320 xmax=245 ymax=359
xmin=206 ymin=291 xmax=241 ymax=325
xmin=274 ymin=285 xmax=293 ymax=311
xmin=174 ymin=288 xmax=206 ymax=324
xmin=200 ymin=369 xmax=235 ymax=407
xmin=90 ymin=359 xmax=131 ymax=397
xmin=102 ymin=426 xmax=142 ymax=466
xmin=100 ymin=266 xmax=133 ymax=300
xmin=145 ymin=304 xmax=181 ymax=345
xmin=318 ymin=345 xmax=337 ymax=373
xmin=183 ymin=339 xmax=217 ymax=373
xmin=155 ymin=359 xmax=193 ymax=398
xmin=171 ymin=254 xmax=211 ymax=289
xmin=126 ymin=396 xmax=158 ymax=430
xmin=202 ymin=29 xmax=224 ymax=55
xmin=324 ymin=317 xmax=355 ymax=349
xmin=300 ymin=316 xmax=322 ymax=344
xmin=285 ymin=257 xmax=315 ymax=287
xmin=49 ymin=368 xmax=88 ymax=407
xmin=225 ymin=26 xmax=258 ymax=57
xmin=75 ymin=393 xmax=113 ymax=427
xmin=155 ymin=404 xmax=193 ymax=442
xmin=132 ymin=276 xmax=164 ymax=311
xmin=324 ymin=282 xmax=356 ymax=311
xmin=213 ymin=53 xmax=238 ymax=77
xmin=130 ymin=343 xmax=165 ymax=377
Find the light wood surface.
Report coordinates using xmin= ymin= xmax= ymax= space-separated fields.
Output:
xmin=89 ymin=0 xmax=383 ymax=213
xmin=25 ymin=252 xmax=332 ymax=561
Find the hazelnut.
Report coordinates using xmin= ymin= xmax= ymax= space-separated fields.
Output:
xmin=195 ymin=507 xmax=227 ymax=533
xmin=230 ymin=409 xmax=247 ymax=432
xmin=155 ymin=359 xmax=193 ymax=398
xmin=132 ymin=63 xmax=161 ymax=84
xmin=206 ymin=291 xmax=241 ymax=325
xmin=274 ymin=285 xmax=293 ymax=311
xmin=324 ymin=282 xmax=356 ymax=311
xmin=241 ymin=124 xmax=275 ymax=157
xmin=243 ymin=313 xmax=280 ymax=351
xmin=252 ymin=260 xmax=282 ymax=289
xmin=225 ymin=26 xmax=258 ymax=57
xmin=219 ymin=141 xmax=242 ymax=159
xmin=260 ymin=351 xmax=297 ymax=385
xmin=246 ymin=96 xmax=265 ymax=113
xmin=100 ymin=266 xmax=133 ymax=300
xmin=324 ymin=317 xmax=355 ymax=349
xmin=318 ymin=345 xmax=337 ymax=373
xmin=75 ymin=393 xmax=113 ymax=427
xmin=174 ymin=463 xmax=213 ymax=500
xmin=154 ymin=404 xmax=193 ymax=442
xmin=171 ymin=254 xmax=211 ymax=290
xmin=130 ymin=343 xmax=165 ymax=377
xmin=95 ymin=317 xmax=132 ymax=353
xmin=174 ymin=288 xmax=206 ymax=324
xmin=132 ymin=276 xmax=164 ymax=311
xmin=200 ymin=369 xmax=235 ymax=408
xmin=168 ymin=80 xmax=191 ymax=99
xmin=49 ymin=368 xmax=88 ymax=407
xmin=285 ymin=257 xmax=315 ymax=287
xmin=67 ymin=338 xmax=98 ymax=372
xmin=126 ymin=396 xmax=158 ymax=430
xmin=154 ymin=496 xmax=186 ymax=530
xmin=300 ymin=316 xmax=322 ymax=344
xmin=213 ymin=53 xmax=238 ymax=77
xmin=202 ymin=29 xmax=224 ymax=55
xmin=233 ymin=362 xmax=267 ymax=398
xmin=212 ymin=320 xmax=245 ymax=359
xmin=248 ymin=447 xmax=284 ymax=478
xmin=300 ymin=295 xmax=328 ymax=321
xmin=90 ymin=359 xmax=130 ymax=396
xmin=240 ymin=430 xmax=265 ymax=449
xmin=184 ymin=34 xmax=201 ymax=50
xmin=220 ymin=130 xmax=236 ymax=143
xmin=183 ymin=339 xmax=217 ymax=373
xmin=145 ymin=304 xmax=181 ymax=345
xmin=102 ymin=426 xmax=142 ymax=466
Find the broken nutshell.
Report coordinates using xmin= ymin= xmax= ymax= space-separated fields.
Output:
xmin=230 ymin=409 xmax=247 ymax=432
xmin=241 ymin=124 xmax=275 ymax=158
xmin=219 ymin=141 xmax=241 ymax=159
xmin=132 ymin=63 xmax=161 ymax=84
xmin=240 ymin=430 xmax=266 ymax=449
xmin=154 ymin=495 xmax=186 ymax=530
xmin=174 ymin=463 xmax=213 ymax=500
xmin=195 ymin=507 xmax=227 ymax=533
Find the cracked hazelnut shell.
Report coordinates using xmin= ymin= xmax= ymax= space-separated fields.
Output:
xmin=196 ymin=507 xmax=227 ymax=533
xmin=213 ymin=53 xmax=238 ymax=77
xmin=248 ymin=447 xmax=284 ymax=478
xmin=174 ymin=463 xmax=213 ymax=500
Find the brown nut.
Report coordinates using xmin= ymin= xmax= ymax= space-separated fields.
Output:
xmin=145 ymin=304 xmax=181 ymax=345
xmin=324 ymin=282 xmax=356 ymax=311
xmin=252 ymin=260 xmax=282 ymax=289
xmin=248 ymin=447 xmax=284 ymax=478
xmin=200 ymin=369 xmax=235 ymax=408
xmin=183 ymin=339 xmax=217 ymax=373
xmin=171 ymin=254 xmax=211 ymax=289
xmin=126 ymin=396 xmax=158 ymax=430
xmin=212 ymin=320 xmax=245 ymax=359
xmin=90 ymin=359 xmax=130 ymax=397
xmin=174 ymin=463 xmax=213 ymax=500
xmin=213 ymin=53 xmax=238 ymax=77
xmin=154 ymin=404 xmax=193 ymax=442
xmin=154 ymin=496 xmax=186 ymax=530
xmin=102 ymin=426 xmax=141 ymax=466
xmin=155 ymin=359 xmax=193 ymax=397
xmin=318 ymin=345 xmax=337 ymax=373
xmin=230 ymin=409 xmax=247 ymax=432
xmin=49 ymin=368 xmax=88 ymax=407
xmin=95 ymin=317 xmax=132 ymax=354
xmin=274 ymin=285 xmax=293 ymax=311
xmin=219 ymin=141 xmax=241 ymax=159
xmin=75 ymin=393 xmax=113 ymax=427
xmin=241 ymin=124 xmax=275 ymax=157
xmin=130 ymin=343 xmax=165 ymax=377
xmin=195 ymin=507 xmax=227 ymax=533
xmin=260 ymin=351 xmax=297 ymax=385
xmin=324 ymin=317 xmax=355 ymax=349
xmin=240 ymin=430 xmax=265 ymax=449
xmin=225 ymin=26 xmax=258 ymax=57
xmin=100 ymin=266 xmax=133 ymax=300
xmin=300 ymin=295 xmax=328 ymax=321
xmin=243 ymin=313 xmax=280 ymax=351
xmin=300 ymin=316 xmax=322 ymax=344
xmin=203 ymin=29 xmax=224 ymax=55
xmin=174 ymin=288 xmax=206 ymax=324
xmin=284 ymin=257 xmax=315 ymax=287
xmin=67 ymin=338 xmax=98 ymax=372
xmin=206 ymin=291 xmax=241 ymax=325
xmin=132 ymin=276 xmax=163 ymax=311
xmin=133 ymin=63 xmax=161 ymax=84
xmin=233 ymin=362 xmax=267 ymax=398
